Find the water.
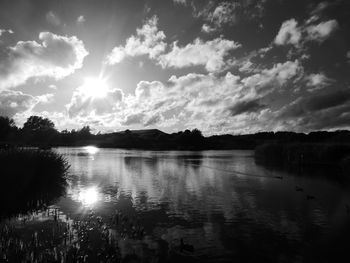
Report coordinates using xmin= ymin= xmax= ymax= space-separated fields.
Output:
xmin=2 ymin=147 xmax=350 ymax=262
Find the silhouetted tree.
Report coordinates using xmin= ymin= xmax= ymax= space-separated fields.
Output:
xmin=0 ymin=116 xmax=16 ymax=140
xmin=77 ymin=126 xmax=91 ymax=140
xmin=22 ymin=116 xmax=57 ymax=144
xmin=23 ymin=116 xmax=55 ymax=132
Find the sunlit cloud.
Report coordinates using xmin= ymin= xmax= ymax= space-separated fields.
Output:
xmin=0 ymin=32 xmax=88 ymax=90
xmin=105 ymin=16 xmax=166 ymax=65
xmin=159 ymin=37 xmax=241 ymax=72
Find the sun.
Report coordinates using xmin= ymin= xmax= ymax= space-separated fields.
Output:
xmin=80 ymin=77 xmax=109 ymax=98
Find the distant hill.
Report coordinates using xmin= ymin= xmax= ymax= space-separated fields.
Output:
xmin=116 ymin=129 xmax=169 ymax=138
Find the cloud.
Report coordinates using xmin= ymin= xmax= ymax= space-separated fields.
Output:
xmin=275 ymin=18 xmax=338 ymax=47
xmin=105 ymin=16 xmax=166 ymax=65
xmin=0 ymin=28 xmax=13 ymax=37
xmin=209 ymin=2 xmax=239 ymax=28
xmin=144 ymin=113 xmax=163 ymax=126
xmin=106 ymin=15 xmax=240 ymax=72
xmin=201 ymin=24 xmax=215 ymax=34
xmin=0 ymin=32 xmax=88 ymax=90
xmin=305 ymin=90 xmax=350 ymax=112
xmin=65 ymin=58 xmax=306 ymax=134
xmin=46 ymin=11 xmax=61 ymax=26
xmin=37 ymin=93 xmax=54 ymax=104
xmin=122 ymin=113 xmax=145 ymax=125
xmin=0 ymin=90 xmax=37 ymax=117
xmin=77 ymin=15 xmax=86 ymax=25
xmin=173 ymin=0 xmax=186 ymax=5
xmin=306 ymin=20 xmax=338 ymax=42
xmin=305 ymin=73 xmax=334 ymax=91
xmin=159 ymin=37 xmax=241 ymax=72
xmin=277 ymin=90 xmax=350 ymax=130
xmin=195 ymin=0 xmax=267 ymax=32
xmin=274 ymin=19 xmax=301 ymax=46
xmin=242 ymin=60 xmax=302 ymax=95
xmin=67 ymin=83 xmax=124 ymax=118
xmin=228 ymin=99 xmax=266 ymax=116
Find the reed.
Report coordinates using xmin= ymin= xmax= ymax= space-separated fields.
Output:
xmin=0 ymin=148 xmax=70 ymax=218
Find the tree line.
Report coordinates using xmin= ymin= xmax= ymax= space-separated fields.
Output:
xmin=1 ymin=115 xmax=350 ymax=150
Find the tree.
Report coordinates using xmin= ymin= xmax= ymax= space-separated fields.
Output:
xmin=23 ymin=116 xmax=55 ymax=132
xmin=77 ymin=126 xmax=91 ymax=140
xmin=22 ymin=116 xmax=57 ymax=144
xmin=0 ymin=116 xmax=16 ymax=140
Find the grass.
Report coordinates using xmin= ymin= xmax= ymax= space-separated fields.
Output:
xmin=0 ymin=148 xmax=70 ymax=219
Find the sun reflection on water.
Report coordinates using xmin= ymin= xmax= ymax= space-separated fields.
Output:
xmin=84 ymin=146 xmax=99 ymax=155
xmin=78 ymin=186 xmax=99 ymax=206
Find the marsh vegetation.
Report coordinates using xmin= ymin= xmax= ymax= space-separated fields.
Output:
xmin=0 ymin=148 xmax=69 ymax=219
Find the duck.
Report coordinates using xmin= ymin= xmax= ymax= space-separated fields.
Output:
xmin=180 ymin=238 xmax=194 ymax=253
xmin=306 ymin=195 xmax=315 ymax=200
xmin=295 ymin=186 xmax=304 ymax=192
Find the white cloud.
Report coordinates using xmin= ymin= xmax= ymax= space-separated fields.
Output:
xmin=76 ymin=15 xmax=86 ymax=25
xmin=209 ymin=2 xmax=239 ymax=28
xmin=305 ymin=73 xmax=333 ymax=91
xmin=46 ymin=11 xmax=61 ymax=26
xmin=37 ymin=93 xmax=54 ymax=104
xmin=274 ymin=19 xmax=301 ymax=46
xmin=306 ymin=20 xmax=338 ymax=42
xmin=67 ymin=84 xmax=124 ymax=118
xmin=173 ymin=0 xmax=186 ymax=5
xmin=0 ymin=32 xmax=88 ymax=90
xmin=105 ymin=16 xmax=166 ymax=65
xmin=0 ymin=90 xmax=37 ymax=117
xmin=275 ymin=18 xmax=339 ymax=47
xmin=242 ymin=60 xmax=302 ymax=95
xmin=201 ymin=24 xmax=215 ymax=34
xmin=159 ymin=37 xmax=241 ymax=72
xmin=0 ymin=28 xmax=13 ymax=37
xmin=106 ymin=16 xmax=241 ymax=72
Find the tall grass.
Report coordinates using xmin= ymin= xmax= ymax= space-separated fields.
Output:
xmin=0 ymin=148 xmax=70 ymax=219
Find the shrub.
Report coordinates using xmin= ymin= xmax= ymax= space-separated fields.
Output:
xmin=0 ymin=148 xmax=70 ymax=219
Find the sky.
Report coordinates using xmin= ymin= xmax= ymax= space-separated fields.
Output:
xmin=0 ymin=0 xmax=350 ymax=135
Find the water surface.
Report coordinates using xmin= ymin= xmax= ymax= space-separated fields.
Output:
xmin=3 ymin=147 xmax=350 ymax=262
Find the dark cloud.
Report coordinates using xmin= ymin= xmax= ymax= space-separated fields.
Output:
xmin=278 ymin=90 xmax=350 ymax=130
xmin=144 ymin=113 xmax=162 ymax=126
xmin=305 ymin=90 xmax=350 ymax=111
xmin=228 ymin=99 xmax=266 ymax=116
xmin=122 ymin=113 xmax=145 ymax=126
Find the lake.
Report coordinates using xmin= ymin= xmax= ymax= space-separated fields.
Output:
xmin=2 ymin=147 xmax=350 ymax=262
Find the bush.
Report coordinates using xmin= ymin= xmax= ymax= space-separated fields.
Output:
xmin=0 ymin=148 xmax=70 ymax=219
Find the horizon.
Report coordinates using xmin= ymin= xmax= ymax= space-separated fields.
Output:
xmin=1 ymin=0 xmax=350 ymax=135
xmin=3 ymin=114 xmax=350 ymax=137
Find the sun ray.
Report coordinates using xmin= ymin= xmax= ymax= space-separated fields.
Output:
xmin=80 ymin=77 xmax=109 ymax=98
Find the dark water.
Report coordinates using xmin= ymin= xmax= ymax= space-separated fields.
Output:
xmin=2 ymin=147 xmax=350 ymax=262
